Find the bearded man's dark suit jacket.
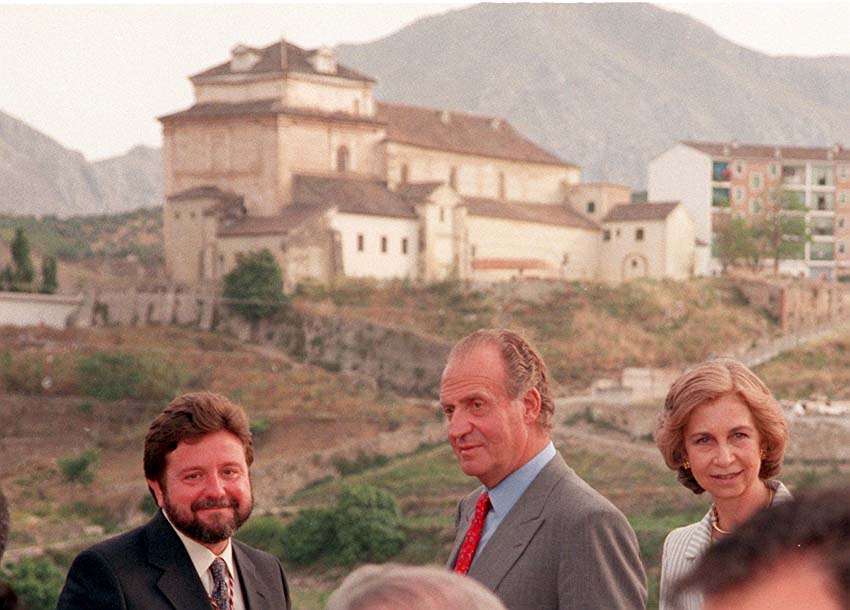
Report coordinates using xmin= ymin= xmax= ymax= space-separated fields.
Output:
xmin=56 ymin=510 xmax=290 ymax=610
xmin=447 ymin=453 xmax=647 ymax=610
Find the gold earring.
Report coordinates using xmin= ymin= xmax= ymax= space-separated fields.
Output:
xmin=683 ymin=459 xmax=690 ymax=470
xmin=760 ymin=449 xmax=767 ymax=460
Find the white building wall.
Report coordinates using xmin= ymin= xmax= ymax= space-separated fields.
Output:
xmin=648 ymin=144 xmax=712 ymax=243
xmin=285 ymin=75 xmax=374 ymax=116
xmin=330 ymin=213 xmax=419 ymax=279
xmin=0 ymin=292 xmax=83 ymax=329
xmin=664 ymin=206 xmax=696 ymax=279
xmin=465 ymin=216 xmax=599 ymax=280
xmin=193 ymin=78 xmax=286 ymax=105
xmin=598 ymin=220 xmax=667 ymax=282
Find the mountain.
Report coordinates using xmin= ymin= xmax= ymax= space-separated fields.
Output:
xmin=0 ymin=109 xmax=161 ymax=217
xmin=337 ymin=2 xmax=850 ymax=188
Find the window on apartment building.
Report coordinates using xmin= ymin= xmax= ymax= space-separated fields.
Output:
xmin=498 ymin=172 xmax=506 ymax=201
xmin=635 ymin=228 xmax=644 ymax=241
xmin=751 ymin=174 xmax=762 ymax=190
xmin=603 ymin=229 xmax=611 ymax=241
xmin=770 ymin=163 xmax=779 ymax=177
xmin=839 ymin=218 xmax=845 ymax=229
xmin=750 ymin=199 xmax=762 ymax=214
xmin=840 ymin=165 xmax=848 ymax=180
xmin=336 ymin=146 xmax=350 ymax=172
xmin=712 ymin=162 xmax=730 ymax=181
xmin=813 ymin=166 xmax=835 ymax=186
xmin=840 ymin=191 xmax=848 ymax=207
xmin=769 ymin=189 xmax=777 ymax=203
xmin=401 ymin=238 xmax=408 ymax=255
xmin=734 ymin=188 xmax=744 ymax=202
xmin=381 ymin=236 xmax=388 ymax=253
xmin=735 ymin=161 xmax=744 ymax=176
xmin=449 ymin=167 xmax=458 ymax=190
xmin=357 ymin=233 xmax=364 ymax=252
xmin=840 ymin=242 xmax=846 ymax=255
xmin=587 ymin=201 xmax=596 ymax=214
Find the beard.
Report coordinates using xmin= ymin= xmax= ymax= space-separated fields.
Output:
xmin=162 ymin=486 xmax=253 ymax=545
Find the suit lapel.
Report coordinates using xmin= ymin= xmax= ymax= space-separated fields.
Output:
xmin=447 ymin=492 xmax=478 ymax=568
xmin=234 ymin=541 xmax=271 ymax=610
xmin=468 ymin=455 xmax=565 ymax=590
xmin=146 ymin=512 xmax=212 ymax=610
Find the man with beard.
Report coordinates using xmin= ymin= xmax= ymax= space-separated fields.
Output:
xmin=56 ymin=392 xmax=291 ymax=610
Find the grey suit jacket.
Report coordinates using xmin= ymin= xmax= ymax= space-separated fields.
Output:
xmin=56 ymin=511 xmax=290 ymax=610
xmin=447 ymin=453 xmax=647 ymax=610
xmin=659 ymin=480 xmax=791 ymax=610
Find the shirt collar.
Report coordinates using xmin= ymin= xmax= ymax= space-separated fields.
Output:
xmin=486 ymin=441 xmax=556 ymax=518
xmin=162 ymin=510 xmax=236 ymax=578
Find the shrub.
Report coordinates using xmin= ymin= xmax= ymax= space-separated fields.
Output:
xmin=78 ymin=351 xmax=186 ymax=401
xmin=0 ymin=351 xmax=45 ymax=393
xmin=283 ymin=485 xmax=406 ymax=567
xmin=237 ymin=515 xmax=289 ymax=560
xmin=223 ymin=249 xmax=287 ymax=321
xmin=0 ymin=556 xmax=65 ymax=610
xmin=250 ymin=418 xmax=272 ymax=436
xmin=58 ymin=449 xmax=98 ymax=485
xmin=331 ymin=451 xmax=390 ymax=476
xmin=283 ymin=506 xmax=338 ymax=565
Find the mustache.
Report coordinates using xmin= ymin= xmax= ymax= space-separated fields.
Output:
xmin=191 ymin=498 xmax=239 ymax=511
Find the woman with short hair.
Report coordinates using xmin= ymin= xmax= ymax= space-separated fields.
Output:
xmin=655 ymin=357 xmax=790 ymax=610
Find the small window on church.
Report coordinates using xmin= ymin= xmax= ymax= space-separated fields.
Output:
xmin=357 ymin=234 xmax=364 ymax=252
xmin=636 ymin=228 xmax=644 ymax=241
xmin=381 ymin=236 xmax=388 ymax=253
xmin=586 ymin=201 xmax=596 ymax=214
xmin=337 ymin=146 xmax=350 ymax=173
xmin=402 ymin=238 xmax=408 ymax=255
xmin=603 ymin=229 xmax=611 ymax=241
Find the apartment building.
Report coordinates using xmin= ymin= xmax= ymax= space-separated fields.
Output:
xmin=649 ymin=141 xmax=850 ymax=279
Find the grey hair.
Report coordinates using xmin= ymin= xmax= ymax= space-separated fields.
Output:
xmin=325 ymin=564 xmax=507 ymax=610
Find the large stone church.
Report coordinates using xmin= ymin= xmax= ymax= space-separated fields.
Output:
xmin=160 ymin=40 xmax=696 ymax=289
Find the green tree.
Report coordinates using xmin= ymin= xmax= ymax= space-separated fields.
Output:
xmin=713 ymin=216 xmax=757 ymax=273
xmin=0 ymin=556 xmax=66 ymax=610
xmin=222 ymin=249 xmax=286 ymax=321
xmin=10 ymin=227 xmax=35 ymax=286
xmin=40 ymin=254 xmax=58 ymax=294
xmin=752 ymin=199 xmax=809 ymax=274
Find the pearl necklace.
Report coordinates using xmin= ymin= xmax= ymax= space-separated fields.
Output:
xmin=711 ymin=485 xmax=776 ymax=536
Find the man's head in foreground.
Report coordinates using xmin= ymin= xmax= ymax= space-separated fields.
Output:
xmin=144 ymin=391 xmax=255 ymax=554
xmin=675 ymin=485 xmax=850 ymax=610
xmin=325 ymin=563 xmax=508 ymax=610
xmin=440 ymin=328 xmax=554 ymax=488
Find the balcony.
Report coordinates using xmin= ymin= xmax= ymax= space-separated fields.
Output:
xmin=813 ymin=166 xmax=835 ymax=187
xmin=810 ymin=242 xmax=835 ymax=261
xmin=812 ymin=193 xmax=835 ymax=211
xmin=781 ymin=190 xmax=806 ymax=210
xmin=712 ymin=162 xmax=731 ymax=182
xmin=712 ymin=187 xmax=730 ymax=208
xmin=811 ymin=217 xmax=835 ymax=236
xmin=782 ymin=165 xmax=806 ymax=186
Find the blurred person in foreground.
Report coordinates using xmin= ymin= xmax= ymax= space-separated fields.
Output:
xmin=56 ymin=391 xmax=291 ymax=610
xmin=325 ymin=563 xmax=508 ymax=610
xmin=673 ymin=485 xmax=850 ymax=610
xmin=441 ymin=328 xmax=647 ymax=610
xmin=655 ymin=357 xmax=790 ymax=610
xmin=0 ymin=488 xmax=19 ymax=610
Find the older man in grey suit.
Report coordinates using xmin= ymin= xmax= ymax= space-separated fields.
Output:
xmin=442 ymin=329 xmax=647 ymax=610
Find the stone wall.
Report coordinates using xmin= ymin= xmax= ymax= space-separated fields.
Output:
xmin=735 ymin=277 xmax=850 ymax=332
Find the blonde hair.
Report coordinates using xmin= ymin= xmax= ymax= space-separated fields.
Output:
xmin=655 ymin=357 xmax=788 ymax=494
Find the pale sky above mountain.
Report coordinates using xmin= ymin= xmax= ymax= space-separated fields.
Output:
xmin=1 ymin=2 xmax=848 ymax=161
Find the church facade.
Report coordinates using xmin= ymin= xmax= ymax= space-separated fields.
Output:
xmin=160 ymin=40 xmax=695 ymax=289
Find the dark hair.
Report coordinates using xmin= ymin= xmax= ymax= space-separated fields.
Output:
xmin=673 ymin=485 xmax=850 ymax=608
xmin=655 ymin=357 xmax=788 ymax=494
xmin=143 ymin=392 xmax=253 ymax=485
xmin=447 ymin=328 xmax=555 ymax=429
xmin=0 ymin=581 xmax=18 ymax=610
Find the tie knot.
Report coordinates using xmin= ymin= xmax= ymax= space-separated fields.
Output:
xmin=210 ymin=557 xmax=228 ymax=582
xmin=475 ymin=491 xmax=491 ymax=515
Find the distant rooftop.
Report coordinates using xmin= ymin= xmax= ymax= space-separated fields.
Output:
xmin=683 ymin=140 xmax=850 ymax=162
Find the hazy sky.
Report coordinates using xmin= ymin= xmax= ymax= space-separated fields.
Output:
xmin=1 ymin=2 xmax=849 ymax=161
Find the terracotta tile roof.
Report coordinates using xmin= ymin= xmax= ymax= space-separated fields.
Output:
xmin=377 ymin=102 xmax=574 ymax=167
xmin=683 ymin=141 xmax=849 ymax=162
xmin=603 ymin=202 xmax=679 ymax=223
xmin=217 ymin=206 xmax=325 ymax=237
xmin=168 ymin=185 xmax=245 ymax=217
xmin=191 ymin=40 xmax=375 ymax=83
xmin=158 ymin=99 xmax=381 ymax=126
xmin=472 ymin=258 xmax=553 ymax=271
xmin=397 ymin=182 xmax=444 ymax=201
xmin=293 ymin=173 xmax=418 ymax=219
xmin=464 ymin=197 xmax=599 ymax=231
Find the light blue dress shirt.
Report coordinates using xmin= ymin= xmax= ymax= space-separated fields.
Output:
xmin=473 ymin=441 xmax=557 ymax=562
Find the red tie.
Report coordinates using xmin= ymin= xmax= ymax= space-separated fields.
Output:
xmin=454 ymin=491 xmax=492 ymax=575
